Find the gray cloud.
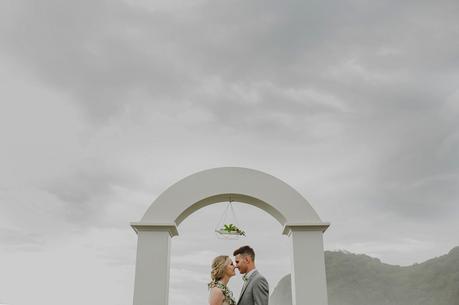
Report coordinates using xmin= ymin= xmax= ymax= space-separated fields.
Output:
xmin=3 ymin=0 xmax=457 ymax=126
xmin=1 ymin=0 xmax=457 ymax=249
xmin=0 ymin=227 xmax=45 ymax=251
xmin=43 ymin=158 xmax=143 ymax=224
xmin=0 ymin=0 xmax=198 ymax=121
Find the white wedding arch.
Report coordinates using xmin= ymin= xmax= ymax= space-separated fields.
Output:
xmin=131 ymin=167 xmax=330 ymax=305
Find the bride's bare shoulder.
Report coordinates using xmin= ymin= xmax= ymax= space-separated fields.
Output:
xmin=209 ymin=286 xmax=224 ymax=296
xmin=209 ymin=286 xmax=224 ymax=304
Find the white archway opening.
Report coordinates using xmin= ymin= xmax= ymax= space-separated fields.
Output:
xmin=169 ymin=200 xmax=291 ymax=305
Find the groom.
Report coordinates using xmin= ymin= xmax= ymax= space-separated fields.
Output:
xmin=233 ymin=245 xmax=269 ymax=305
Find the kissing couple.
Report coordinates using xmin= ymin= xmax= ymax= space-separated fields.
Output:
xmin=208 ymin=245 xmax=269 ymax=305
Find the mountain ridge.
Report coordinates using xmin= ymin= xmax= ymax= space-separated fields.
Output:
xmin=270 ymin=246 xmax=459 ymax=305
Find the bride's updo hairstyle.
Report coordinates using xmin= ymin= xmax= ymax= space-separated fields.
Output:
xmin=210 ymin=255 xmax=230 ymax=282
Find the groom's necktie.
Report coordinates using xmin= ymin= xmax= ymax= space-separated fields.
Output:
xmin=240 ymin=274 xmax=249 ymax=294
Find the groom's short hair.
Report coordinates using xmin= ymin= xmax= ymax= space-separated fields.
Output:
xmin=233 ymin=245 xmax=255 ymax=261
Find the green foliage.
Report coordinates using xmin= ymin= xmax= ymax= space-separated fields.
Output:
xmin=220 ymin=223 xmax=245 ymax=236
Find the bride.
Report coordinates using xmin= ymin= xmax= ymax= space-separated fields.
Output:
xmin=208 ymin=255 xmax=237 ymax=305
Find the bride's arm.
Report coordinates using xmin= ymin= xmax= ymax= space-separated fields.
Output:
xmin=209 ymin=287 xmax=224 ymax=305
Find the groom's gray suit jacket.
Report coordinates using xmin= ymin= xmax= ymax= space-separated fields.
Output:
xmin=237 ymin=270 xmax=269 ymax=305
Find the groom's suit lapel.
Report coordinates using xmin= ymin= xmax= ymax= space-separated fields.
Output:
xmin=237 ymin=270 xmax=258 ymax=304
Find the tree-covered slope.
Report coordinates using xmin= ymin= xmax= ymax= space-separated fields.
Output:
xmin=270 ymin=247 xmax=459 ymax=305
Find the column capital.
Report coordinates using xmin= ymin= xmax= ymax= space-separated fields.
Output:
xmin=282 ymin=222 xmax=330 ymax=235
xmin=130 ymin=222 xmax=179 ymax=237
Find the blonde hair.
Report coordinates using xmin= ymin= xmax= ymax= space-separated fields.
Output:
xmin=210 ymin=255 xmax=230 ymax=282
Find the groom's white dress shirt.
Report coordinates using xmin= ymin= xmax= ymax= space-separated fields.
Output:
xmin=243 ymin=269 xmax=257 ymax=281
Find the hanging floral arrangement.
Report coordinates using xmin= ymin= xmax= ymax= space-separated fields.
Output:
xmin=214 ymin=198 xmax=246 ymax=239
xmin=215 ymin=223 xmax=246 ymax=236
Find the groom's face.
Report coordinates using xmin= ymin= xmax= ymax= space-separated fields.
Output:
xmin=234 ymin=254 xmax=249 ymax=274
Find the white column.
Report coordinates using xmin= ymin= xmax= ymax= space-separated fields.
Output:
xmin=131 ymin=223 xmax=178 ymax=305
xmin=284 ymin=224 xmax=329 ymax=305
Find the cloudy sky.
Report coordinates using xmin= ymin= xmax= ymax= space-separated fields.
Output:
xmin=1 ymin=0 xmax=458 ymax=304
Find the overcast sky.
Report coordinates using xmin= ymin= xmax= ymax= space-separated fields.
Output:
xmin=1 ymin=1 xmax=459 ymax=305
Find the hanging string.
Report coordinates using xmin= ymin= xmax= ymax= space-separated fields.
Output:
xmin=215 ymin=196 xmax=232 ymax=230
xmin=227 ymin=200 xmax=240 ymax=228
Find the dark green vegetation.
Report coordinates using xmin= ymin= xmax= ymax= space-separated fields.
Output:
xmin=270 ymin=247 xmax=459 ymax=305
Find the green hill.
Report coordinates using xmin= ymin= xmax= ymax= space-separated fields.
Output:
xmin=270 ymin=247 xmax=459 ymax=305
